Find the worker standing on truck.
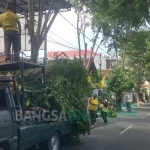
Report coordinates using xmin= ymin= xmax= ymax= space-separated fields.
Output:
xmin=0 ymin=5 xmax=21 ymax=62
xmin=89 ymin=94 xmax=98 ymax=128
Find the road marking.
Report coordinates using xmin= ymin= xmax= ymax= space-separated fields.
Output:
xmin=120 ymin=125 xmax=132 ymax=135
xmin=141 ymin=113 xmax=150 ymax=119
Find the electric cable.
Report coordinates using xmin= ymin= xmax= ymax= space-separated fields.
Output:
xmin=49 ymin=31 xmax=79 ymax=50
xmin=48 ymin=33 xmax=106 ymax=56
xmin=47 ymin=38 xmax=79 ymax=50
xmin=13 ymin=11 xmax=106 ymax=57
xmin=47 ymin=35 xmax=85 ymax=55
xmin=47 ymin=36 xmax=88 ymax=56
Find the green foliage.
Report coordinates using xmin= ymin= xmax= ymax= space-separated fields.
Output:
xmin=106 ymin=67 xmax=134 ymax=110
xmin=90 ymin=70 xmax=102 ymax=83
xmin=106 ymin=68 xmax=134 ymax=94
xmin=98 ymin=108 xmax=117 ymax=118
xmin=87 ymin=0 xmax=150 ymax=27
xmin=25 ymin=57 xmax=92 ymax=144
xmin=124 ymin=30 xmax=150 ymax=94
xmin=107 ymin=108 xmax=117 ymax=118
xmin=126 ymin=30 xmax=150 ymax=62
xmin=80 ymin=0 xmax=150 ymax=59
xmin=145 ymin=91 xmax=149 ymax=100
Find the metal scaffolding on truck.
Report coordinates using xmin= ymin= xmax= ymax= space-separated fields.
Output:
xmin=0 ymin=0 xmax=71 ymax=112
xmin=0 ymin=0 xmax=71 ymax=58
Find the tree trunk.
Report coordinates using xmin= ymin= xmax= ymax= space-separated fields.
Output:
xmin=122 ymin=23 xmax=129 ymax=70
xmin=87 ymin=48 xmax=94 ymax=73
xmin=91 ymin=27 xmax=100 ymax=51
xmin=82 ymin=16 xmax=86 ymax=50
xmin=77 ymin=12 xmax=81 ymax=59
xmin=84 ymin=43 xmax=87 ymax=67
xmin=31 ymin=42 xmax=39 ymax=63
xmin=115 ymin=47 xmax=119 ymax=66
xmin=116 ymin=92 xmax=122 ymax=112
xmin=137 ymin=64 xmax=141 ymax=107
xmin=122 ymin=42 xmax=127 ymax=70
xmin=25 ymin=0 xmax=60 ymax=62
xmin=87 ymin=27 xmax=100 ymax=73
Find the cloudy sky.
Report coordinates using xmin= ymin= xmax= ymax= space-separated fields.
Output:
xmin=0 ymin=8 xmax=108 ymax=58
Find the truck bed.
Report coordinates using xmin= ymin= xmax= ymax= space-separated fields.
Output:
xmin=18 ymin=120 xmax=72 ymax=150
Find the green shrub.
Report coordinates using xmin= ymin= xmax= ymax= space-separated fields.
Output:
xmin=24 ymin=57 xmax=92 ymax=145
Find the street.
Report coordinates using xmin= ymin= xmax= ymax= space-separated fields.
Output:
xmin=61 ymin=103 xmax=150 ymax=150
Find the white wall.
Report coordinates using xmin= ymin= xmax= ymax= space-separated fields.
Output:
xmin=94 ymin=55 xmax=106 ymax=69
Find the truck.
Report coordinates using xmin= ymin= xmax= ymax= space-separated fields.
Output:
xmin=0 ymin=61 xmax=72 ymax=150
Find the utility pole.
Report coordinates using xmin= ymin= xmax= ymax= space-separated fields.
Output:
xmin=99 ymin=53 xmax=102 ymax=77
xmin=87 ymin=47 xmax=94 ymax=73
xmin=137 ymin=64 xmax=141 ymax=107
xmin=84 ymin=43 xmax=87 ymax=67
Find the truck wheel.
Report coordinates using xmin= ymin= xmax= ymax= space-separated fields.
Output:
xmin=0 ymin=148 xmax=4 ymax=150
xmin=48 ymin=132 xmax=60 ymax=150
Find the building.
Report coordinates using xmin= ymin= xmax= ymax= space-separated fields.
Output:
xmin=47 ymin=50 xmax=107 ymax=70
xmin=106 ymin=58 xmax=116 ymax=69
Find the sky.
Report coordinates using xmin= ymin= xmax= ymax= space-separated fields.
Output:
xmin=0 ymin=8 xmax=108 ymax=58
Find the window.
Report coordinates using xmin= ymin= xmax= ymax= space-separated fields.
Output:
xmin=0 ymin=89 xmax=7 ymax=110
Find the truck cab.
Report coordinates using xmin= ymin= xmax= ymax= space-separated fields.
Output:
xmin=0 ymin=83 xmax=20 ymax=150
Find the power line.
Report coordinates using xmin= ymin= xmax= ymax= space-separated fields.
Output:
xmin=49 ymin=30 xmax=107 ymax=56
xmin=47 ymin=40 xmax=82 ymax=56
xmin=47 ymin=37 xmax=106 ymax=58
xmin=19 ymin=18 xmax=83 ymax=55
xmin=18 ymin=13 xmax=108 ymax=56
xmin=49 ymin=31 xmax=79 ymax=50
xmin=47 ymin=38 xmax=82 ymax=57
xmin=47 ymin=37 xmax=92 ymax=57
xmin=47 ymin=38 xmax=78 ymax=50
xmin=47 ymin=36 xmax=89 ymax=56
xmin=47 ymin=34 xmax=85 ymax=55
xmin=59 ymin=13 xmax=108 ymax=55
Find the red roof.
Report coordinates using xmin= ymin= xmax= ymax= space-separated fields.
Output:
xmin=47 ymin=50 xmax=100 ymax=58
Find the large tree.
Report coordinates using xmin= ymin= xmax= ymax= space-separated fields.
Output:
xmin=23 ymin=56 xmax=92 ymax=144
xmin=71 ymin=0 xmax=103 ymax=72
xmin=81 ymin=0 xmax=150 ymax=68
xmin=125 ymin=30 xmax=150 ymax=101
xmin=25 ymin=0 xmax=70 ymax=62
xmin=106 ymin=67 xmax=134 ymax=111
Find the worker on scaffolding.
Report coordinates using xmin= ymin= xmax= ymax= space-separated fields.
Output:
xmin=0 ymin=4 xmax=21 ymax=63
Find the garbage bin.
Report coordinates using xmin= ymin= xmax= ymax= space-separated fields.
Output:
xmin=126 ymin=102 xmax=132 ymax=108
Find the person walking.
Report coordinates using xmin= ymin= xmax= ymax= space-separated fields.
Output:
xmin=0 ymin=5 xmax=21 ymax=62
xmin=101 ymin=97 xmax=108 ymax=124
xmin=89 ymin=94 xmax=98 ymax=128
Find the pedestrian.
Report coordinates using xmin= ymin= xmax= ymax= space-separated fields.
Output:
xmin=100 ymin=97 xmax=108 ymax=124
xmin=89 ymin=94 xmax=98 ymax=128
xmin=0 ymin=4 xmax=21 ymax=62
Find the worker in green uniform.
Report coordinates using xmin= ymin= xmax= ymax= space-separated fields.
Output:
xmin=101 ymin=97 xmax=108 ymax=124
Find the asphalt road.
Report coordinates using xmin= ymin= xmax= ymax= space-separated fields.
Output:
xmin=61 ymin=103 xmax=150 ymax=150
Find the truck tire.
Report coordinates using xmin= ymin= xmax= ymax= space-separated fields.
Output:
xmin=48 ymin=132 xmax=60 ymax=150
xmin=0 ymin=148 xmax=4 ymax=150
